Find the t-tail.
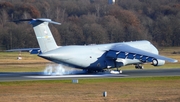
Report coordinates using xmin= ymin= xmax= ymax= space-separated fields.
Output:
xmin=15 ymin=18 xmax=61 ymax=53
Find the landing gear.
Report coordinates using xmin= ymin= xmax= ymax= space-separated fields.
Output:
xmin=116 ymin=68 xmax=122 ymax=73
xmin=86 ymin=69 xmax=104 ymax=73
xmin=110 ymin=68 xmax=122 ymax=74
xmin=119 ymin=70 xmax=122 ymax=73
xmin=135 ymin=64 xmax=144 ymax=69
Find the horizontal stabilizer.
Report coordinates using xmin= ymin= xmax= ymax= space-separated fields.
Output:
xmin=13 ymin=18 xmax=61 ymax=25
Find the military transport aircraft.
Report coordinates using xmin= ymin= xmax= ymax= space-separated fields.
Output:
xmin=10 ymin=18 xmax=178 ymax=73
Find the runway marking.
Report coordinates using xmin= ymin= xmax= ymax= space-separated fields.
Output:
xmin=25 ymin=74 xmax=129 ymax=78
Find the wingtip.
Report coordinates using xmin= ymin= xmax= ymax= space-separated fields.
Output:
xmin=174 ymin=60 xmax=178 ymax=63
xmin=170 ymin=59 xmax=178 ymax=63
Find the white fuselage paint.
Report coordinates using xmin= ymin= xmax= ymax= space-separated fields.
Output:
xmin=39 ymin=40 xmax=158 ymax=70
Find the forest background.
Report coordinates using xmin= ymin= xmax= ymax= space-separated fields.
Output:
xmin=0 ymin=0 xmax=180 ymax=50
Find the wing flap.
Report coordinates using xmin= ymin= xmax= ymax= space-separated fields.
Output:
xmin=109 ymin=44 xmax=178 ymax=63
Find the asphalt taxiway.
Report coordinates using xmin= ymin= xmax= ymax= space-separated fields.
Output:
xmin=0 ymin=68 xmax=180 ymax=82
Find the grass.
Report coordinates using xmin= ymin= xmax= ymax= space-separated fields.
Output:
xmin=0 ymin=76 xmax=179 ymax=85
xmin=0 ymin=76 xmax=180 ymax=102
xmin=0 ymin=52 xmax=50 ymax=72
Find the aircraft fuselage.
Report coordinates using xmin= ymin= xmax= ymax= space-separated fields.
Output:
xmin=39 ymin=40 xmax=158 ymax=70
xmin=11 ymin=18 xmax=177 ymax=72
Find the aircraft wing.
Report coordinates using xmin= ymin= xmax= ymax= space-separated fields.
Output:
xmin=7 ymin=48 xmax=41 ymax=54
xmin=108 ymin=44 xmax=178 ymax=63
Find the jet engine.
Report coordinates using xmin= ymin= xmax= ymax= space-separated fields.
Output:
xmin=152 ymin=59 xmax=165 ymax=66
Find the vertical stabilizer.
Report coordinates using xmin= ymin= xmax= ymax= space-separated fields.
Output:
xmin=29 ymin=18 xmax=61 ymax=53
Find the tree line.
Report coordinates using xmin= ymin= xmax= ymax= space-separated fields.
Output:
xmin=0 ymin=0 xmax=180 ymax=50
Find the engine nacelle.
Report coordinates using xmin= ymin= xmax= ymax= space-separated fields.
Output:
xmin=30 ymin=49 xmax=41 ymax=54
xmin=152 ymin=59 xmax=165 ymax=66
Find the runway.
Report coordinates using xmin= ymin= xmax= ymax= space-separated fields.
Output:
xmin=0 ymin=68 xmax=180 ymax=82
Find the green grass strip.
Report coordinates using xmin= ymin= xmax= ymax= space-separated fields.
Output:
xmin=0 ymin=76 xmax=179 ymax=86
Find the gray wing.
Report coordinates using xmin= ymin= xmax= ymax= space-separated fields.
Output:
xmin=108 ymin=44 xmax=177 ymax=63
xmin=7 ymin=48 xmax=41 ymax=54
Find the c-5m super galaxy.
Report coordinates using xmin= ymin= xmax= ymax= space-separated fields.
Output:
xmin=10 ymin=18 xmax=178 ymax=73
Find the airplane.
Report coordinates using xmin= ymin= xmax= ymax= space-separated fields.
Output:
xmin=10 ymin=18 xmax=178 ymax=73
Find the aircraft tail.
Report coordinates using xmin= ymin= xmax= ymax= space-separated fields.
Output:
xmin=16 ymin=18 xmax=61 ymax=53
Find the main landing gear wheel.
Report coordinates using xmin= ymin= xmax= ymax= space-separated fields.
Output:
xmin=111 ymin=68 xmax=122 ymax=74
xmin=119 ymin=70 xmax=122 ymax=73
xmin=135 ymin=64 xmax=144 ymax=69
xmin=117 ymin=67 xmax=122 ymax=74
xmin=110 ymin=70 xmax=122 ymax=74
